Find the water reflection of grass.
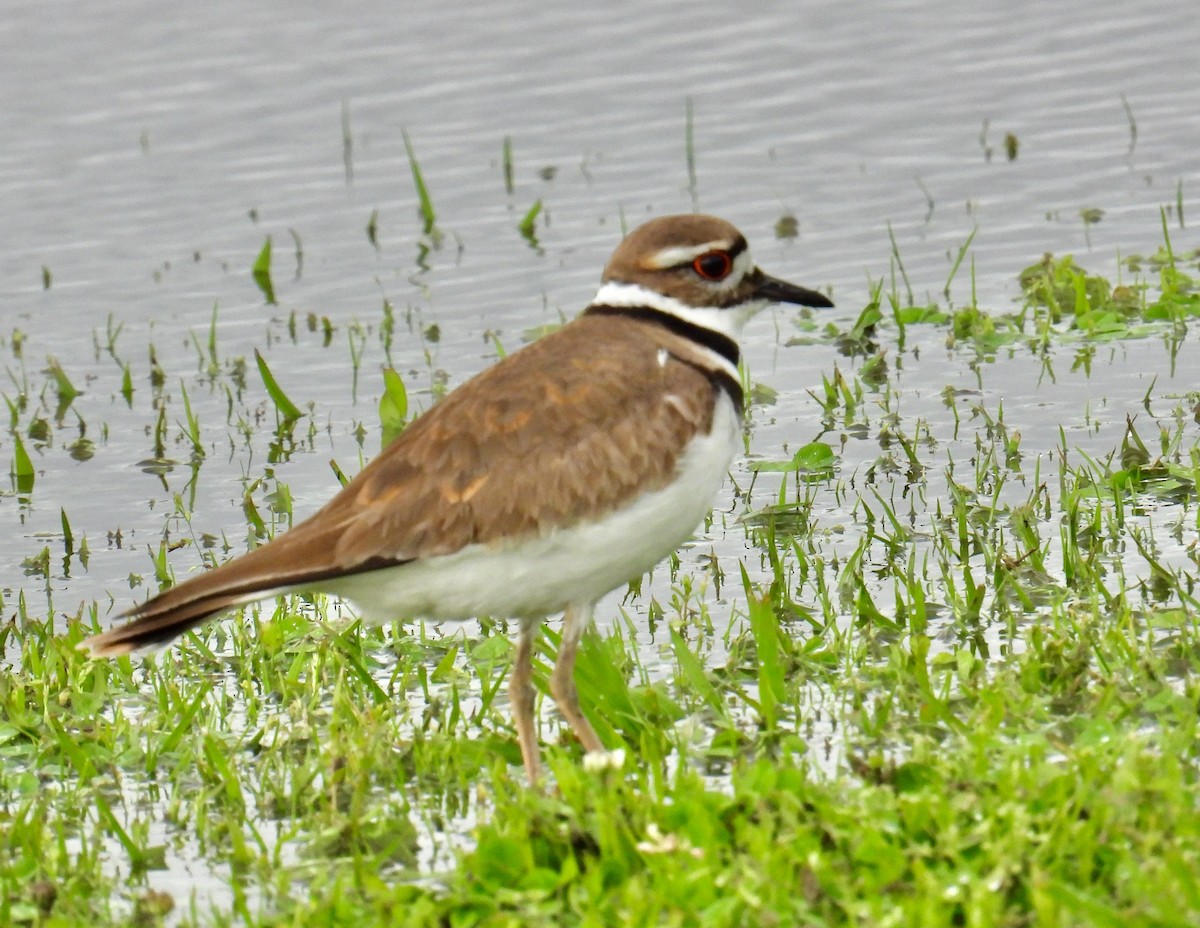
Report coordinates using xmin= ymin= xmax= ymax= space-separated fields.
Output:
xmin=3 ymin=232 xmax=1199 ymax=925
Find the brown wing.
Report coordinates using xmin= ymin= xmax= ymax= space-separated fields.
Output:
xmin=319 ymin=312 xmax=720 ymax=561
xmin=82 ymin=313 xmax=722 ymax=655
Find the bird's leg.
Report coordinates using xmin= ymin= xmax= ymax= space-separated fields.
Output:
xmin=549 ymin=603 xmax=604 ymax=755
xmin=509 ymin=618 xmax=542 ymax=783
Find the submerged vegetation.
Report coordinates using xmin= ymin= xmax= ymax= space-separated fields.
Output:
xmin=2 ymin=183 xmax=1199 ymax=925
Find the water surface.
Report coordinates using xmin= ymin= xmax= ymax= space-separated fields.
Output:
xmin=1 ymin=0 xmax=1197 ymax=900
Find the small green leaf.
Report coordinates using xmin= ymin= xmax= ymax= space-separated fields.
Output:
xmin=791 ymin=441 xmax=836 ymax=472
xmin=48 ymin=359 xmax=81 ymax=408
xmin=895 ymin=304 xmax=950 ymax=325
xmin=178 ymin=379 xmax=205 ymax=459
xmin=378 ymin=367 xmax=408 ymax=450
xmin=751 ymin=441 xmax=836 ymax=475
xmin=403 ymin=131 xmax=438 ymax=238
xmin=252 ymin=237 xmax=276 ymax=304
xmin=120 ymin=362 xmax=134 ymax=406
xmin=243 ymin=483 xmax=267 ymax=538
xmin=366 ymin=209 xmax=380 ymax=250
xmin=518 ymin=199 xmax=542 ymax=248
xmin=254 ymin=349 xmax=303 ymax=422
xmin=12 ymin=432 xmax=34 ymax=492
xmin=742 ymin=564 xmax=783 ymax=730
xmin=670 ymin=628 xmax=726 ymax=717
xmin=1120 ymin=415 xmax=1150 ymax=470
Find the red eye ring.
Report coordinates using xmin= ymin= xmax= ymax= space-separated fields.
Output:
xmin=692 ymin=251 xmax=733 ymax=281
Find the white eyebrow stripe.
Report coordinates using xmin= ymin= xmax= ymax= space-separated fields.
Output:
xmin=720 ymin=249 xmax=755 ymax=292
xmin=644 ymin=240 xmax=735 ymax=269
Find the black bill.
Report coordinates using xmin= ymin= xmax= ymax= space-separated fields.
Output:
xmin=754 ymin=271 xmax=834 ymax=309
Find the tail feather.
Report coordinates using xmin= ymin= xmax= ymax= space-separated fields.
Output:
xmin=80 ymin=546 xmax=343 ymax=655
xmin=80 ymin=588 xmax=279 ymax=657
xmin=80 ymin=494 xmax=416 ymax=659
xmin=80 ymin=532 xmax=316 ymax=657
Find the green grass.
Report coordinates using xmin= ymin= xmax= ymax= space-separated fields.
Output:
xmin=4 ymin=555 xmax=1199 ymax=926
xmin=2 ymin=219 xmax=1200 ymax=926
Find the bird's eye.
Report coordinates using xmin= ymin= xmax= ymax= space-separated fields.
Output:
xmin=692 ymin=251 xmax=733 ymax=281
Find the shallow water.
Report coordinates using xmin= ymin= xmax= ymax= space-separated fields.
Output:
xmin=3 ymin=0 xmax=1196 ymax=618
xmin=1 ymin=0 xmax=1198 ymax=906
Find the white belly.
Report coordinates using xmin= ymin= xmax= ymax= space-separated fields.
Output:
xmin=327 ymin=396 xmax=741 ymax=620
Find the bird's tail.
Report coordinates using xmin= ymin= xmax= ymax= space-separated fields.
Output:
xmin=80 ymin=584 xmax=277 ymax=657
xmin=79 ymin=532 xmax=319 ymax=657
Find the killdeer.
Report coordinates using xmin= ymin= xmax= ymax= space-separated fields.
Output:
xmin=82 ymin=214 xmax=833 ymax=782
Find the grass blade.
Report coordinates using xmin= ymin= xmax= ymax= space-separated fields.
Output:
xmin=254 ymin=349 xmax=303 ymax=422
xmin=378 ymin=367 xmax=408 ymax=449
xmin=403 ymin=131 xmax=437 ymax=237
xmin=518 ymin=199 xmax=542 ymax=249
xmin=502 ymin=135 xmax=514 ymax=195
xmin=12 ymin=432 xmax=34 ymax=492
xmin=252 ymin=237 xmax=277 ymax=304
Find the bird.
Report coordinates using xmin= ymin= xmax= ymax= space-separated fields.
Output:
xmin=81 ymin=213 xmax=833 ymax=783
